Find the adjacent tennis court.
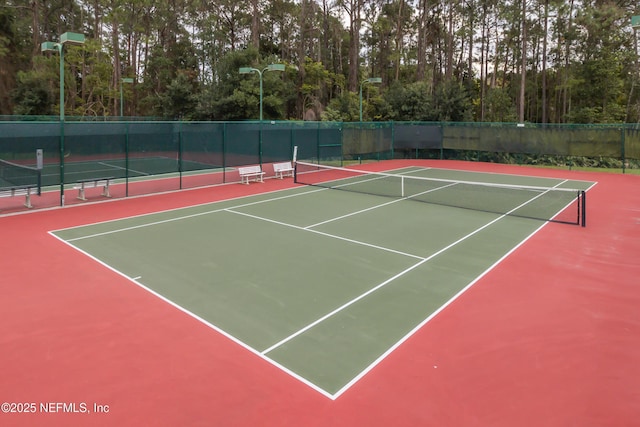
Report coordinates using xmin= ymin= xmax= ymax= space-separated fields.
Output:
xmin=50 ymin=163 xmax=594 ymax=398
xmin=38 ymin=156 xmax=223 ymax=187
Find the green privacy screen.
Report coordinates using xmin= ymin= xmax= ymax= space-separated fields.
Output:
xmin=442 ymin=123 xmax=626 ymax=157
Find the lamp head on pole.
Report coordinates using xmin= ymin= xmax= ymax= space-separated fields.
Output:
xmin=60 ymin=32 xmax=86 ymax=46
xmin=266 ymin=64 xmax=286 ymax=72
xmin=40 ymin=41 xmax=59 ymax=52
xmin=239 ymin=67 xmax=256 ymax=74
xmin=41 ymin=32 xmax=86 ymax=53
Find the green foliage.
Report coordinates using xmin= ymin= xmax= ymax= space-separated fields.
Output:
xmin=0 ymin=34 xmax=9 ymax=58
xmin=432 ymin=81 xmax=474 ymax=122
xmin=76 ymin=39 xmax=113 ymax=116
xmin=368 ymin=95 xmax=392 ymax=121
xmin=300 ymin=58 xmax=333 ymax=108
xmin=321 ymin=92 xmax=359 ymax=121
xmin=384 ymin=81 xmax=434 ymax=121
xmin=194 ymin=48 xmax=260 ymax=120
xmin=11 ymin=70 xmax=53 ymax=116
xmin=210 ymin=89 xmax=255 ymax=121
xmin=140 ymin=34 xmax=200 ymax=117
xmin=1 ymin=0 xmax=639 ymax=123
xmin=155 ymin=72 xmax=198 ymax=119
xmin=383 ymin=81 xmax=472 ymax=122
xmin=484 ymin=87 xmax=517 ymax=122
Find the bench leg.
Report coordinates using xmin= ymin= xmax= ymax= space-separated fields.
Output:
xmin=240 ymin=173 xmax=264 ymax=184
xmin=77 ymin=184 xmax=87 ymax=201
xmin=24 ymin=189 xmax=33 ymax=209
xmin=102 ymin=182 xmax=111 ymax=198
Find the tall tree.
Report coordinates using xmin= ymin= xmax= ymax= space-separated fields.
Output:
xmin=519 ymin=0 xmax=527 ymax=123
xmin=338 ymin=0 xmax=364 ymax=92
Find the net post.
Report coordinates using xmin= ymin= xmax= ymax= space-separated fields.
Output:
xmin=36 ymin=149 xmax=42 ymax=196
xmin=581 ymin=190 xmax=586 ymax=227
xmin=178 ymin=121 xmax=183 ymax=189
xmin=293 ymin=145 xmax=298 ymax=184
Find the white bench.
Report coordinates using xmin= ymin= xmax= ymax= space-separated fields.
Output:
xmin=273 ymin=162 xmax=294 ymax=179
xmin=238 ymin=166 xmax=265 ymax=184
xmin=74 ymin=177 xmax=113 ymax=200
xmin=0 ymin=185 xmax=39 ymax=208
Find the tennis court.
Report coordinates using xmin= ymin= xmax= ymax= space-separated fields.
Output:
xmin=38 ymin=156 xmax=224 ymax=187
xmin=50 ymin=163 xmax=594 ymax=398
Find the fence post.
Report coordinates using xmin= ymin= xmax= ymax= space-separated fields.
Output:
xmin=125 ymin=121 xmax=129 ymax=197
xmin=621 ymin=127 xmax=626 ymax=174
xmin=390 ymin=121 xmax=395 ymax=159
xmin=222 ymin=122 xmax=227 ymax=183
xmin=439 ymin=123 xmax=444 ymax=159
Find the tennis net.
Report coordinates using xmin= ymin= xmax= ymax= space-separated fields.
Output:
xmin=0 ymin=159 xmax=42 ymax=194
xmin=294 ymin=161 xmax=586 ymax=226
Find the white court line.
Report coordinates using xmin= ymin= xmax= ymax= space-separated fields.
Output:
xmin=331 ymin=216 xmax=546 ymax=399
xmin=260 ymin=179 xmax=571 ymax=379
xmin=63 ymin=187 xmax=328 ymax=242
xmin=260 ymin=201 xmax=513 ymax=356
xmin=332 ymin=183 xmax=597 ymax=399
xmin=98 ymin=161 xmax=149 ymax=176
xmin=401 ymin=163 xmax=597 ymax=185
xmin=300 ymin=166 xmax=448 ymax=229
xmin=305 ymin=182 xmax=458 ymax=229
xmin=62 ymin=166 xmax=443 ymax=243
xmin=225 ymin=208 xmax=425 ymax=260
xmin=47 ymin=231 xmax=335 ymax=399
xmin=54 ymin=163 xmax=509 ymax=239
xmin=52 ymin=167 xmax=581 ymax=399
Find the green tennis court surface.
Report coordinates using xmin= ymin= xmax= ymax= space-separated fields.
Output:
xmin=37 ymin=156 xmax=224 ymax=187
xmin=51 ymin=166 xmax=595 ymax=398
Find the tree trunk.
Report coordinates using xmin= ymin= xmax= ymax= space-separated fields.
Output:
xmin=111 ymin=1 xmax=121 ymax=117
xmin=394 ymin=0 xmax=404 ymax=82
xmin=541 ymin=0 xmax=549 ymax=123
xmin=445 ymin=0 xmax=455 ymax=81
xmin=31 ymin=0 xmax=40 ymax=56
xmin=345 ymin=0 xmax=361 ymax=92
xmin=297 ymin=0 xmax=309 ymax=118
xmin=519 ymin=0 xmax=526 ymax=123
xmin=251 ymin=0 xmax=260 ymax=51
xmin=562 ymin=0 xmax=574 ymax=122
xmin=416 ymin=0 xmax=427 ymax=81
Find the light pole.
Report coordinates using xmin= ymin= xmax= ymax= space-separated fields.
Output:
xmin=41 ymin=32 xmax=85 ymax=206
xmin=120 ymin=77 xmax=134 ymax=117
xmin=359 ymin=77 xmax=382 ymax=122
xmin=239 ymin=63 xmax=286 ymax=121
